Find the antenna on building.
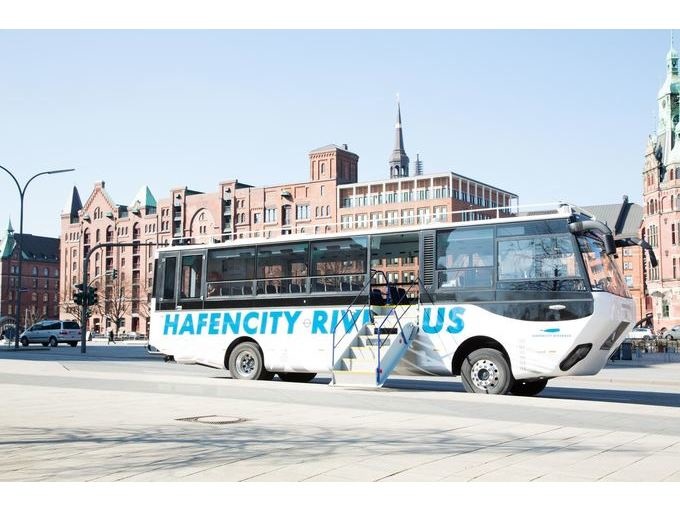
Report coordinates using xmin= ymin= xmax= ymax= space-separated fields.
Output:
xmin=415 ymin=154 xmax=423 ymax=176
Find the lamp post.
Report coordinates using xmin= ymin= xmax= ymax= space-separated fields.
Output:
xmin=0 ymin=165 xmax=75 ymax=348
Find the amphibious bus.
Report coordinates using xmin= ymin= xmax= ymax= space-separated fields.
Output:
xmin=148 ymin=203 xmax=653 ymax=396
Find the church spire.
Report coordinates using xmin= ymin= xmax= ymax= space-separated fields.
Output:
xmin=389 ymin=97 xmax=410 ymax=179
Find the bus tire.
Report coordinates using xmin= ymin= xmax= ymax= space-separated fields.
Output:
xmin=228 ymin=341 xmax=273 ymax=381
xmin=461 ymin=348 xmax=513 ymax=395
xmin=510 ymin=379 xmax=548 ymax=397
xmin=278 ymin=372 xmax=317 ymax=383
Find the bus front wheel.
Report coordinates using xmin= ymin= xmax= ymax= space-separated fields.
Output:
xmin=461 ymin=348 xmax=513 ymax=395
xmin=510 ymin=379 xmax=548 ymax=397
xmin=228 ymin=342 xmax=274 ymax=381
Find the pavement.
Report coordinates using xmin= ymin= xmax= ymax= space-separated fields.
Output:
xmin=1 ymin=346 xmax=680 ymax=485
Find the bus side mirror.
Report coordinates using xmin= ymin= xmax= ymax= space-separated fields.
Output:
xmin=604 ymin=234 xmax=616 ymax=256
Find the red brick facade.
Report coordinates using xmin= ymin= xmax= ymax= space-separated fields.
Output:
xmin=60 ymin=145 xmax=516 ymax=336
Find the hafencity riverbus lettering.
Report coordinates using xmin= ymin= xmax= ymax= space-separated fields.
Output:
xmin=162 ymin=308 xmax=372 ymax=336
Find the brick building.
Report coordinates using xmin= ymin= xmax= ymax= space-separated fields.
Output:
xmin=60 ymin=103 xmax=517 ymax=336
xmin=642 ymin=39 xmax=680 ymax=331
xmin=0 ymin=219 xmax=61 ymax=332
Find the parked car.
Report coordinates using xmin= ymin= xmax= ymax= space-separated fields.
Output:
xmin=627 ymin=327 xmax=655 ymax=340
xmin=662 ymin=325 xmax=680 ymax=340
xmin=19 ymin=320 xmax=81 ymax=347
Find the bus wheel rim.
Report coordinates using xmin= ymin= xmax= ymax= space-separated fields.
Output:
xmin=470 ymin=359 xmax=500 ymax=390
xmin=236 ymin=351 xmax=256 ymax=376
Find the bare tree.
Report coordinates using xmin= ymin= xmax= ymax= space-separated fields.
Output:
xmin=24 ymin=306 xmax=46 ymax=328
xmin=59 ymin=287 xmax=88 ymax=325
xmin=99 ymin=275 xmax=131 ymax=337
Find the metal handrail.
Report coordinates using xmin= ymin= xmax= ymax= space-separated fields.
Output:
xmin=375 ymin=277 xmax=424 ymax=383
xmin=331 ymin=269 xmax=387 ymax=370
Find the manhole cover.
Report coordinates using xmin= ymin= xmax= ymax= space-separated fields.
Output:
xmin=176 ymin=415 xmax=246 ymax=425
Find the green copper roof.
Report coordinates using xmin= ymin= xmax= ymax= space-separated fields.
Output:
xmin=0 ymin=221 xmax=15 ymax=259
xmin=131 ymin=185 xmax=157 ymax=209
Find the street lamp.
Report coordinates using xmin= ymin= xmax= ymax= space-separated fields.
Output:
xmin=0 ymin=165 xmax=75 ymax=348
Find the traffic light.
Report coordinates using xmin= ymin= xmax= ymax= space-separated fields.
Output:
xmin=111 ymin=269 xmax=118 ymax=280
xmin=73 ymin=284 xmax=85 ymax=306
xmin=87 ymin=286 xmax=98 ymax=307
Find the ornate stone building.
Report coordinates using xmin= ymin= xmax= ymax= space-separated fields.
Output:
xmin=642 ymin=38 xmax=680 ymax=331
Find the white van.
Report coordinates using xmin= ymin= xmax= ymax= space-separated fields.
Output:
xmin=19 ymin=320 xmax=81 ymax=347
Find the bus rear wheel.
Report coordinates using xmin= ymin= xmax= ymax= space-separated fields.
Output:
xmin=278 ymin=372 xmax=317 ymax=383
xmin=461 ymin=348 xmax=513 ymax=395
xmin=510 ymin=379 xmax=548 ymax=397
xmin=228 ymin=341 xmax=274 ymax=381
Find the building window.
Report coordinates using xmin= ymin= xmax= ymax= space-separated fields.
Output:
xmin=264 ymin=208 xmax=277 ymax=223
xmin=662 ymin=300 xmax=670 ymax=318
xmin=296 ymin=205 xmax=310 ymax=220
xmin=673 ymin=224 xmax=677 ymax=245
xmin=340 ymin=215 xmax=353 ymax=230
xmin=623 ymin=262 xmax=633 ymax=270
xmin=417 ymin=208 xmax=430 ymax=224
xmin=433 ymin=206 xmax=448 ymax=222
xmin=402 ymin=209 xmax=415 ymax=225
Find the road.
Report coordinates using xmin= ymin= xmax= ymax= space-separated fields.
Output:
xmin=1 ymin=343 xmax=680 ymax=484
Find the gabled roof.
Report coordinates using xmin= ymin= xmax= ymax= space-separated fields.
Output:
xmin=0 ymin=232 xmax=59 ymax=262
xmin=62 ymin=186 xmax=83 ymax=216
xmin=583 ymin=201 xmax=643 ymax=239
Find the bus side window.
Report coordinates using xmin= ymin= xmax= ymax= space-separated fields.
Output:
xmin=162 ymin=256 xmax=177 ymax=301
xmin=180 ymin=254 xmax=204 ymax=299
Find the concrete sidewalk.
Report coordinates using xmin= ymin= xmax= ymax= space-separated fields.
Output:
xmin=1 ymin=349 xmax=680 ymax=482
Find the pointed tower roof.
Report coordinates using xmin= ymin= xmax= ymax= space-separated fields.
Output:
xmin=659 ymin=31 xmax=680 ymax=99
xmin=62 ymin=186 xmax=83 ymax=217
xmin=0 ymin=219 xmax=16 ymax=259
xmin=129 ymin=185 xmax=157 ymax=212
xmin=389 ymin=98 xmax=410 ymax=179
xmin=668 ymin=30 xmax=678 ymax=60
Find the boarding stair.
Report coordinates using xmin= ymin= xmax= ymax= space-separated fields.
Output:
xmin=330 ymin=272 xmax=421 ymax=388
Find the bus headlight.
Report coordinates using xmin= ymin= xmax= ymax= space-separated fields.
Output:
xmin=559 ymin=343 xmax=593 ymax=371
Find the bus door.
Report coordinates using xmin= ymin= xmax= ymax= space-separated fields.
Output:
xmin=156 ymin=252 xmax=179 ymax=311
xmin=369 ymin=231 xmax=420 ymax=305
xmin=178 ymin=251 xmax=205 ymax=310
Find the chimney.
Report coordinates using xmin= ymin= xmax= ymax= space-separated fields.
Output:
xmin=343 ymin=144 xmax=348 ymax=150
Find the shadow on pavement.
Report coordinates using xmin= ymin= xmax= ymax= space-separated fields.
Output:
xmin=377 ymin=377 xmax=680 ymax=409
xmin=0 ymin=344 xmax=157 ymax=362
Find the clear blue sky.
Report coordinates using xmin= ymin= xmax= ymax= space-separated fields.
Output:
xmin=0 ymin=30 xmax=675 ymax=236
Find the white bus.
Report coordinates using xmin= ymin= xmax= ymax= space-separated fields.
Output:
xmin=148 ymin=203 xmax=654 ymax=396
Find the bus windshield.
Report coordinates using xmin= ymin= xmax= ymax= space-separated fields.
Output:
xmin=577 ymin=235 xmax=629 ymax=298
